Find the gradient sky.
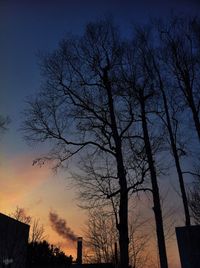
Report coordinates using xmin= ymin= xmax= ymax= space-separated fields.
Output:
xmin=1 ymin=0 xmax=200 ymax=266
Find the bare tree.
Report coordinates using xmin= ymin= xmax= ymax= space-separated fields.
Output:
xmin=138 ymin=90 xmax=168 ymax=268
xmin=30 ymin=219 xmax=45 ymax=243
xmin=188 ymin=170 xmax=200 ymax=224
xmin=159 ymin=16 xmax=200 ymax=141
xmin=84 ymin=207 xmax=151 ymax=268
xmin=84 ymin=208 xmax=117 ymax=264
xmin=24 ymin=17 xmax=192 ymax=268
xmin=128 ymin=215 xmax=152 ymax=268
xmin=22 ymin=15 xmax=200 ymax=268
xmin=136 ymin=26 xmax=191 ymax=227
xmin=22 ymin=18 xmax=141 ymax=268
xmin=11 ymin=207 xmax=45 ymax=243
xmin=189 ymin=190 xmax=200 ymax=224
xmin=10 ymin=207 xmax=31 ymax=225
xmin=121 ymin=33 xmax=169 ymax=268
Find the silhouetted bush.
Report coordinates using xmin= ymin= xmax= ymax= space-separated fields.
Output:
xmin=27 ymin=240 xmax=72 ymax=267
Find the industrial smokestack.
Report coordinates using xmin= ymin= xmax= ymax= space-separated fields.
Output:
xmin=76 ymin=237 xmax=83 ymax=264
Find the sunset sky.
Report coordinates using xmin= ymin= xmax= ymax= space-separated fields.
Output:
xmin=0 ymin=1 xmax=200 ymax=266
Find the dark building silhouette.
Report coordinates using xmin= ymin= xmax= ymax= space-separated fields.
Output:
xmin=176 ymin=225 xmax=200 ymax=268
xmin=0 ymin=213 xmax=30 ymax=268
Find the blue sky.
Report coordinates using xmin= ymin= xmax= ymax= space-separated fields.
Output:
xmin=1 ymin=0 xmax=199 ymax=155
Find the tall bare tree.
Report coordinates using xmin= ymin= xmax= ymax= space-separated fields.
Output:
xmin=159 ymin=17 xmax=200 ymax=141
xmin=22 ymin=19 xmax=141 ymax=268
xmin=136 ymin=27 xmax=191 ymax=226
xmin=23 ymin=15 xmax=200 ymax=268
xmin=121 ymin=34 xmax=169 ymax=268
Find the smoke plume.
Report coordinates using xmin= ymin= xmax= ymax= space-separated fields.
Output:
xmin=49 ymin=211 xmax=77 ymax=242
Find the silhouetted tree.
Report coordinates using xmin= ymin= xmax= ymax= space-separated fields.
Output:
xmin=128 ymin=215 xmax=152 ymax=268
xmin=121 ymin=34 xmax=168 ymax=268
xmin=84 ymin=208 xmax=118 ymax=264
xmin=22 ymin=15 xmax=200 ymax=268
xmin=22 ymin=19 xmax=145 ymax=268
xmin=189 ymin=171 xmax=200 ymax=224
xmin=27 ymin=240 xmax=72 ymax=267
xmin=11 ymin=207 xmax=45 ymax=243
xmin=189 ymin=189 xmax=200 ymax=224
xmin=30 ymin=219 xmax=45 ymax=243
xmin=84 ymin=207 xmax=151 ymax=268
xmin=159 ymin=17 xmax=200 ymax=141
xmin=136 ymin=26 xmax=191 ymax=227
xmin=10 ymin=207 xmax=31 ymax=225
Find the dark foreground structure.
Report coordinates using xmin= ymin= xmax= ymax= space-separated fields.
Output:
xmin=0 ymin=213 xmax=29 ymax=268
xmin=176 ymin=225 xmax=200 ymax=268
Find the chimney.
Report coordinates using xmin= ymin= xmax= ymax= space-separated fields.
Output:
xmin=76 ymin=237 xmax=83 ymax=264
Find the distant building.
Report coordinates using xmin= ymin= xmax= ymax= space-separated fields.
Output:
xmin=0 ymin=213 xmax=30 ymax=268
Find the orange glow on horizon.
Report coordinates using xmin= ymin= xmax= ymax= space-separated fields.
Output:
xmin=0 ymin=153 xmax=86 ymax=260
xmin=0 ymin=153 xmax=181 ymax=267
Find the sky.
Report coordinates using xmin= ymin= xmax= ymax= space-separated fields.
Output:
xmin=0 ymin=0 xmax=200 ymax=265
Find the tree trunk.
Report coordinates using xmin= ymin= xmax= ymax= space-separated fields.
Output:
xmin=103 ymin=68 xmax=129 ymax=268
xmin=118 ymin=169 xmax=129 ymax=268
xmin=160 ymin=85 xmax=191 ymax=226
xmin=140 ymin=92 xmax=168 ymax=268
